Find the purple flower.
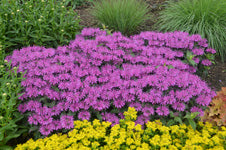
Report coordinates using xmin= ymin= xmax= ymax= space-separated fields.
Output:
xmin=52 ymin=120 xmax=62 ymax=130
xmin=118 ymin=112 xmax=125 ymax=119
xmin=129 ymin=102 xmax=142 ymax=111
xmin=135 ymin=115 xmax=149 ymax=126
xmin=7 ymin=28 xmax=216 ymax=134
xmin=27 ymin=100 xmax=42 ymax=111
xmin=93 ymin=101 xmax=105 ymax=111
xmin=206 ymin=48 xmax=216 ymax=54
xmin=78 ymin=111 xmax=91 ymax=121
xmin=102 ymin=113 xmax=119 ymax=127
xmin=60 ymin=115 xmax=74 ymax=129
xmin=39 ymin=124 xmax=53 ymax=136
xmin=28 ymin=114 xmax=39 ymax=125
xmin=57 ymin=102 xmax=70 ymax=111
xmin=190 ymin=106 xmax=204 ymax=117
xmin=113 ymin=99 xmax=125 ymax=108
xmin=142 ymin=105 xmax=154 ymax=117
xmin=196 ymin=95 xmax=211 ymax=106
xmin=69 ymin=103 xmax=80 ymax=112
xmin=18 ymin=104 xmax=27 ymax=113
xmin=156 ymin=106 xmax=169 ymax=116
xmin=49 ymin=106 xmax=61 ymax=116
xmin=192 ymin=57 xmax=200 ymax=64
xmin=192 ymin=48 xmax=204 ymax=55
xmin=201 ymin=59 xmax=212 ymax=66
xmin=38 ymin=115 xmax=53 ymax=125
xmin=172 ymin=102 xmax=185 ymax=111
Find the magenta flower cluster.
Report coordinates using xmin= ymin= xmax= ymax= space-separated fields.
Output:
xmin=6 ymin=28 xmax=216 ymax=135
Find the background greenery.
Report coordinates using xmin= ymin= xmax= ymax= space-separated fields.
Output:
xmin=156 ymin=0 xmax=226 ymax=62
xmin=0 ymin=0 xmax=81 ymax=55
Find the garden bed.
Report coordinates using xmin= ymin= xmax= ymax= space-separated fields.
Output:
xmin=0 ymin=0 xmax=225 ymax=149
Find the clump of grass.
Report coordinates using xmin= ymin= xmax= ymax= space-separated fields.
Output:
xmin=92 ymin=0 xmax=150 ymax=36
xmin=156 ymin=0 xmax=226 ymax=61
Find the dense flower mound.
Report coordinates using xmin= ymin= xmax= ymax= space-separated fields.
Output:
xmin=15 ymin=107 xmax=226 ymax=150
xmin=6 ymin=28 xmax=216 ymax=135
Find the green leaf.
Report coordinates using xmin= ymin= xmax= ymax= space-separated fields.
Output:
xmin=0 ymin=145 xmax=13 ymax=150
xmin=188 ymin=59 xmax=196 ymax=66
xmin=184 ymin=113 xmax=191 ymax=119
xmin=96 ymin=113 xmax=102 ymax=122
xmin=188 ymin=119 xmax=196 ymax=130
xmin=167 ymin=65 xmax=174 ymax=69
xmin=170 ymin=111 xmax=174 ymax=117
xmin=190 ymin=112 xmax=200 ymax=119
xmin=110 ymin=109 xmax=119 ymax=114
xmin=166 ymin=119 xmax=175 ymax=126
xmin=4 ymin=129 xmax=27 ymax=143
xmin=174 ymin=117 xmax=183 ymax=124
xmin=0 ymin=131 xmax=4 ymax=141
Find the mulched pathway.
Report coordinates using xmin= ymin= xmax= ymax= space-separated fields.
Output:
xmin=75 ymin=0 xmax=226 ymax=92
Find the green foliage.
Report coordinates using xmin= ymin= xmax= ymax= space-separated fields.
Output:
xmin=92 ymin=0 xmax=150 ymax=36
xmin=60 ymin=0 xmax=93 ymax=9
xmin=163 ymin=111 xmax=200 ymax=130
xmin=0 ymin=0 xmax=81 ymax=55
xmin=156 ymin=0 xmax=226 ymax=61
xmin=0 ymin=44 xmax=28 ymax=149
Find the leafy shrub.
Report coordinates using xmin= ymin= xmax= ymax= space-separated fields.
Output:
xmin=0 ymin=0 xmax=81 ymax=54
xmin=15 ymin=107 xmax=226 ymax=150
xmin=0 ymin=43 xmax=28 ymax=149
xmin=201 ymin=87 xmax=226 ymax=127
xmin=92 ymin=0 xmax=150 ymax=36
xmin=156 ymin=0 xmax=226 ymax=62
xmin=6 ymin=28 xmax=216 ymax=136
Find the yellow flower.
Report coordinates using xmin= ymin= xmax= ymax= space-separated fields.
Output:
xmin=168 ymin=145 xmax=178 ymax=150
xmin=160 ymin=147 xmax=168 ymax=150
xmin=221 ymin=126 xmax=226 ymax=131
xmin=159 ymin=126 xmax=170 ymax=134
xmin=149 ymin=135 xmax=160 ymax=146
xmin=210 ymin=145 xmax=225 ymax=150
xmin=92 ymin=141 xmax=100 ymax=148
xmin=205 ymin=122 xmax=213 ymax=128
xmin=146 ymin=121 xmax=157 ymax=131
xmin=126 ymin=121 xmax=135 ymax=130
xmin=211 ymin=135 xmax=221 ymax=145
xmin=124 ymin=107 xmax=137 ymax=120
xmin=93 ymin=119 xmax=101 ymax=127
xmin=198 ymin=121 xmax=204 ymax=127
xmin=135 ymin=124 xmax=142 ymax=132
xmin=130 ymin=144 xmax=136 ymax=149
xmin=170 ymin=125 xmax=179 ymax=134
xmin=179 ymin=124 xmax=187 ymax=130
xmin=159 ymin=134 xmax=172 ymax=147
xmin=126 ymin=137 xmax=134 ymax=145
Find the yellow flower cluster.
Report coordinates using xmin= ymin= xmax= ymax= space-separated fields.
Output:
xmin=15 ymin=107 xmax=226 ymax=150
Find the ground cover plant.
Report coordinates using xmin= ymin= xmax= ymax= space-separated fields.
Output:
xmin=15 ymin=107 xmax=226 ymax=150
xmin=5 ymin=28 xmax=217 ymax=137
xmin=156 ymin=0 xmax=226 ymax=62
xmin=0 ymin=0 xmax=81 ymax=54
xmin=92 ymin=0 xmax=150 ymax=36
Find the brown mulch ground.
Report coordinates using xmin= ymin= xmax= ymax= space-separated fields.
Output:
xmin=75 ymin=0 xmax=226 ymax=92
